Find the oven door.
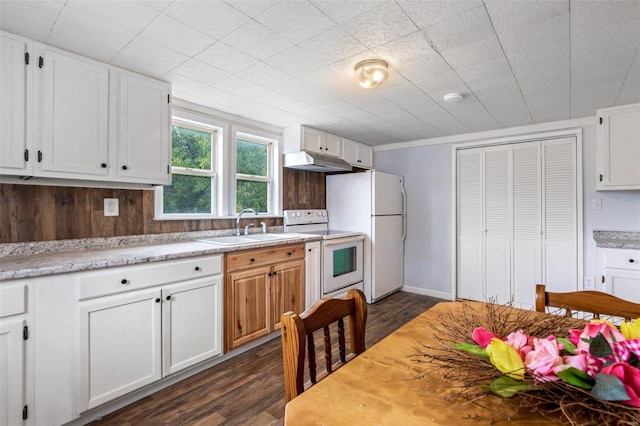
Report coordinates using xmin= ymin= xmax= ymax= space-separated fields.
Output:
xmin=322 ymin=235 xmax=364 ymax=295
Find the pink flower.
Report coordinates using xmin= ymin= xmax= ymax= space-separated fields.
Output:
xmin=524 ymin=338 xmax=564 ymax=381
xmin=573 ymin=321 xmax=626 ymax=355
xmin=472 ymin=327 xmax=501 ymax=348
xmin=560 ymin=354 xmax=603 ymax=378
xmin=504 ymin=330 xmax=532 ymax=359
xmin=601 ymin=362 xmax=640 ymax=407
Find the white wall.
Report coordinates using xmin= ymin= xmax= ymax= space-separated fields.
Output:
xmin=374 ymin=122 xmax=640 ymax=300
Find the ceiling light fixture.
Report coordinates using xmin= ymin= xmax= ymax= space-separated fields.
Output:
xmin=354 ymin=59 xmax=389 ymax=89
xmin=443 ymin=93 xmax=464 ymax=103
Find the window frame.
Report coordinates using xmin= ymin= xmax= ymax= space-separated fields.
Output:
xmin=234 ymin=131 xmax=274 ymax=214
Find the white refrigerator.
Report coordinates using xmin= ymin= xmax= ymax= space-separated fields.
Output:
xmin=326 ymin=170 xmax=406 ymax=303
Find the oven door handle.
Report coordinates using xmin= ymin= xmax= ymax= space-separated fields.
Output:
xmin=322 ymin=235 xmax=365 ymax=246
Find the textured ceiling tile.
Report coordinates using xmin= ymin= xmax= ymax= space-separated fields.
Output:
xmin=237 ymin=62 xmax=292 ymax=88
xmin=273 ymin=79 xmax=340 ymax=107
xmin=372 ymin=31 xmax=439 ymax=68
xmin=0 ymin=0 xmax=64 ymax=41
xmin=298 ymin=66 xmax=351 ymax=89
xmin=497 ymin=12 xmax=569 ymax=57
xmin=571 ymin=0 xmax=640 ymax=35
xmin=318 ymin=100 xmax=360 ymax=115
xmin=113 ymin=38 xmax=189 ymax=74
xmin=423 ymin=5 xmax=495 ymax=53
xmin=141 ymin=1 xmax=173 ymax=12
xmin=571 ymin=19 xmax=640 ymax=59
xmin=139 ymin=14 xmax=215 ymax=57
xmin=440 ymin=35 xmax=505 ymax=70
xmin=409 ymin=106 xmax=456 ymax=125
xmin=224 ymin=0 xmax=280 ymax=18
xmin=255 ymin=1 xmax=336 ymax=44
xmin=195 ymin=42 xmax=259 ymax=74
xmin=469 ymin=75 xmax=523 ymax=104
xmin=395 ymin=55 xmax=453 ymax=82
xmin=616 ymin=54 xmax=640 ymax=105
xmin=396 ymin=0 xmax=483 ymax=29
xmin=485 ymin=0 xmax=568 ymax=35
xmin=343 ymin=1 xmax=418 ymax=49
xmin=482 ymin=98 xmax=533 ymax=126
xmin=164 ymin=1 xmax=250 ymax=39
xmin=378 ymin=83 xmax=426 ymax=103
xmin=340 ymin=109 xmax=384 ymax=125
xmin=364 ymin=102 xmax=410 ymax=118
xmin=517 ymin=68 xmax=570 ymax=98
xmin=110 ymin=54 xmax=170 ymax=79
xmin=163 ymin=73 xmax=210 ymax=93
xmin=525 ymin=91 xmax=570 ymax=123
xmin=172 ymin=59 xmax=232 ymax=86
xmin=299 ymin=25 xmax=368 ymax=63
xmin=433 ymin=121 xmax=471 ymax=135
xmin=507 ymin=43 xmax=569 ymax=75
xmin=264 ymin=45 xmax=331 ymax=76
xmin=457 ymin=57 xmax=513 ymax=85
xmin=414 ymin=72 xmax=468 ymax=101
xmin=571 ymin=46 xmax=638 ymax=76
xmin=310 ymin=0 xmax=382 ymax=24
xmin=571 ymin=84 xmax=620 ymax=110
xmin=46 ymin=30 xmax=125 ymax=63
xmin=571 ymin=65 xmax=629 ymax=92
xmin=222 ymin=20 xmax=292 ymax=61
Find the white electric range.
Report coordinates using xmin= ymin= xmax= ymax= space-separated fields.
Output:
xmin=284 ymin=209 xmax=364 ymax=299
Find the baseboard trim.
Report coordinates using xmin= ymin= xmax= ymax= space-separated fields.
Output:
xmin=401 ymin=285 xmax=453 ymax=301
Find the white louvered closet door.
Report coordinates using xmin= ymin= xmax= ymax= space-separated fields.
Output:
xmin=543 ymin=138 xmax=577 ymax=293
xmin=457 ymin=148 xmax=483 ymax=301
xmin=512 ymin=142 xmax=542 ymax=308
xmin=483 ymin=146 xmax=511 ymax=304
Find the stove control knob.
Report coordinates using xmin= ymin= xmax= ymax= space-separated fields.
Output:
xmin=289 ymin=212 xmax=295 ymax=218
xmin=297 ymin=212 xmax=301 ymax=217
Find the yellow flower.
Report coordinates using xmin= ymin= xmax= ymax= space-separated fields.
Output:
xmin=485 ymin=338 xmax=525 ymax=381
xmin=621 ymin=319 xmax=640 ymax=340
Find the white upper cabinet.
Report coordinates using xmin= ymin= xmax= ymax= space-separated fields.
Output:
xmin=0 ymin=33 xmax=30 ymax=173
xmin=0 ymin=31 xmax=171 ymax=187
xmin=342 ymin=138 xmax=373 ymax=169
xmin=597 ymin=103 xmax=640 ymax=190
xmin=35 ymin=44 xmax=110 ymax=177
xmin=283 ymin=125 xmax=342 ymax=158
xmin=113 ymin=72 xmax=170 ymax=185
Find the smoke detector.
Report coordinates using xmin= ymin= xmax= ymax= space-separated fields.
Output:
xmin=443 ymin=93 xmax=464 ymax=103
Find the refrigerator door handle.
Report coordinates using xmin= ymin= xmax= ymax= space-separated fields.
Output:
xmin=401 ymin=187 xmax=407 ymax=242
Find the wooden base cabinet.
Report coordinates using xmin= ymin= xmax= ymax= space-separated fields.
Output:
xmin=225 ymin=244 xmax=305 ymax=352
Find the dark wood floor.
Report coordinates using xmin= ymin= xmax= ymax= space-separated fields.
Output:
xmin=91 ymin=291 xmax=443 ymax=426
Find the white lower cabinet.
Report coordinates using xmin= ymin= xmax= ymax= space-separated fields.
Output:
xmin=598 ymin=248 xmax=640 ymax=302
xmin=304 ymin=241 xmax=321 ymax=309
xmin=0 ymin=279 xmax=33 ymax=426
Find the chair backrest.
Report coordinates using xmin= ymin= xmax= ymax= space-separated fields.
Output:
xmin=535 ymin=284 xmax=640 ymax=321
xmin=280 ymin=289 xmax=367 ymax=402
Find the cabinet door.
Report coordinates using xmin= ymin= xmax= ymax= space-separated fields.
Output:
xmin=270 ymin=259 xmax=305 ymax=331
xmin=324 ymin=132 xmax=342 ymax=157
xmin=0 ymin=319 xmax=25 ymax=426
xmin=603 ymin=269 xmax=640 ymax=303
xmin=224 ymin=266 xmax=270 ymax=351
xmin=115 ymin=72 xmax=170 ymax=184
xmin=342 ymin=138 xmax=358 ymax=165
xmin=301 ymin=126 xmax=324 ymax=154
xmin=36 ymin=45 xmax=109 ymax=177
xmin=0 ymin=34 xmax=29 ymax=173
xmin=358 ymin=143 xmax=373 ymax=168
xmin=483 ymin=146 xmax=511 ymax=305
xmin=598 ymin=105 xmax=640 ymax=190
xmin=162 ymin=277 xmax=222 ymax=376
xmin=77 ymin=289 xmax=162 ymax=412
xmin=305 ymin=242 xmax=321 ymax=309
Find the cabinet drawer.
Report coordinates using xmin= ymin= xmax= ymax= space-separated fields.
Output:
xmin=0 ymin=284 xmax=26 ymax=318
xmin=226 ymin=244 xmax=305 ymax=272
xmin=601 ymin=249 xmax=640 ymax=271
xmin=77 ymin=255 xmax=222 ymax=300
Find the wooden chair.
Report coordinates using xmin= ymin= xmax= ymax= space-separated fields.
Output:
xmin=535 ymin=284 xmax=640 ymax=321
xmin=280 ymin=289 xmax=367 ymax=402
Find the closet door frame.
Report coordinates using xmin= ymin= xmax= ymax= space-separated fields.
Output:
xmin=450 ymin=128 xmax=583 ymax=306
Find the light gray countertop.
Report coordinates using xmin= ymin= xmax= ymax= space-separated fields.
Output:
xmin=593 ymin=230 xmax=640 ymax=250
xmin=0 ymin=232 xmax=322 ymax=281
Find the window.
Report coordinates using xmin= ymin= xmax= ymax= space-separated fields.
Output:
xmin=235 ymin=133 xmax=273 ymax=213
xmin=154 ymin=102 xmax=282 ymax=219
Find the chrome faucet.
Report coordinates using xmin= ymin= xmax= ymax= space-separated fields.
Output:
xmin=235 ymin=208 xmax=256 ymax=235
xmin=260 ymin=221 xmax=267 ymax=234
xmin=244 ymin=223 xmax=254 ymax=235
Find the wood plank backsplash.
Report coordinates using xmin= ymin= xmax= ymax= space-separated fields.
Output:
xmin=0 ymin=169 xmax=326 ymax=243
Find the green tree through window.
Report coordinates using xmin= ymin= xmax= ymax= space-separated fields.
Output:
xmin=236 ymin=138 xmax=270 ymax=213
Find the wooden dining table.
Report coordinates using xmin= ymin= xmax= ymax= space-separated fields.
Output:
xmin=284 ymin=301 xmax=560 ymax=425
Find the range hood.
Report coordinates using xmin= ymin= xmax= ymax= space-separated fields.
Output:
xmin=283 ymin=151 xmax=352 ymax=172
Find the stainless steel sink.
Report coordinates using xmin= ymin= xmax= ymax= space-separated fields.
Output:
xmin=196 ymin=233 xmax=293 ymax=245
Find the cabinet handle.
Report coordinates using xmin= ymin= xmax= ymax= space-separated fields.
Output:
xmin=268 ymin=272 xmax=273 ymax=277
xmin=195 ymin=266 xmax=200 ymax=271
xmin=38 ymin=56 xmax=43 ymax=68
xmin=630 ymin=259 xmax=636 ymax=263
xmin=357 ymin=159 xmax=362 ymax=163
xmin=166 ymin=295 xmax=172 ymax=301
xmin=250 ymin=258 xmax=255 ymax=263
xmin=308 ymin=248 xmax=311 ymax=252
xmin=122 ymin=165 xmax=128 ymax=170
xmin=273 ymin=271 xmax=278 ymax=276
xmin=287 ymin=252 xmax=292 ymax=256
xmin=121 ymin=279 xmax=128 ymax=285
xmin=101 ymin=163 xmax=107 ymax=168
xmin=37 ymin=150 xmax=43 ymax=162
xmin=155 ymin=298 xmax=161 ymax=303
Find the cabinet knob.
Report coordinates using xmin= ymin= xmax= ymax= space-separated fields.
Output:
xmin=155 ymin=298 xmax=161 ymax=303
xmin=308 ymin=248 xmax=311 ymax=252
xmin=101 ymin=163 xmax=107 ymax=168
xmin=250 ymin=258 xmax=255 ymax=263
xmin=122 ymin=165 xmax=128 ymax=170
xmin=195 ymin=266 xmax=200 ymax=271
xmin=287 ymin=252 xmax=292 ymax=256
xmin=121 ymin=279 xmax=128 ymax=285
xmin=166 ymin=295 xmax=172 ymax=301
xmin=630 ymin=259 xmax=636 ymax=263
xmin=273 ymin=271 xmax=278 ymax=276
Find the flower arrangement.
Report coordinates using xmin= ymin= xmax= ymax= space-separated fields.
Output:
xmin=413 ymin=302 xmax=640 ymax=425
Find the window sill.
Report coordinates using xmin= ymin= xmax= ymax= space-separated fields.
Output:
xmin=153 ymin=213 xmax=284 ymax=221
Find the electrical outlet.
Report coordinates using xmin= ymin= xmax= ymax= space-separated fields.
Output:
xmin=584 ymin=276 xmax=595 ymax=290
xmin=591 ymin=198 xmax=602 ymax=210
xmin=104 ymin=198 xmax=119 ymax=217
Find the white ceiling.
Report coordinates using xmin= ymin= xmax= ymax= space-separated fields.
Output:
xmin=2 ymin=1 xmax=639 ymax=145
